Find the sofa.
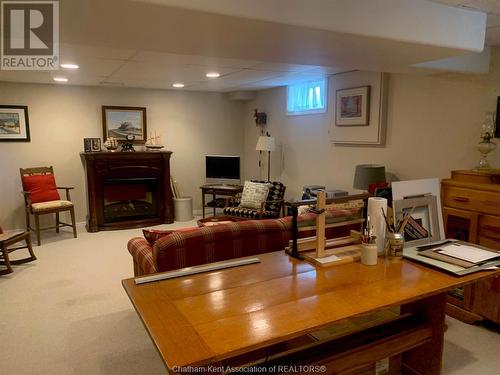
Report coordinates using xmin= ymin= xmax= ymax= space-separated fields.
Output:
xmin=128 ymin=210 xmax=364 ymax=276
xmin=128 ymin=218 xmax=292 ymax=276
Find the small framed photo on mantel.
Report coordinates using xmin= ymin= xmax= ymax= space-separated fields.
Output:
xmin=335 ymin=86 xmax=370 ymax=126
xmin=0 ymin=105 xmax=30 ymax=142
xmin=84 ymin=138 xmax=101 ymax=152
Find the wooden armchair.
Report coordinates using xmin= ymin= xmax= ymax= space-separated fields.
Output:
xmin=223 ymin=181 xmax=286 ymax=220
xmin=20 ymin=166 xmax=77 ymax=246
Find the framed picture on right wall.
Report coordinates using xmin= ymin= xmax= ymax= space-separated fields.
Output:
xmin=329 ymin=72 xmax=388 ymax=146
xmin=335 ymin=86 xmax=370 ymax=126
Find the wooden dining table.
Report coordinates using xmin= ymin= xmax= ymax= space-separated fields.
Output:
xmin=122 ymin=251 xmax=499 ymax=375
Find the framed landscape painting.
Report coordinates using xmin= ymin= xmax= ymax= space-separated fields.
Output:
xmin=0 ymin=105 xmax=30 ymax=142
xmin=335 ymin=86 xmax=370 ymax=126
xmin=102 ymin=106 xmax=147 ymax=143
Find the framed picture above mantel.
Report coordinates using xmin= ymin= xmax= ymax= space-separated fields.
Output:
xmin=102 ymin=106 xmax=147 ymax=143
xmin=329 ymin=72 xmax=388 ymax=146
xmin=0 ymin=105 xmax=30 ymax=142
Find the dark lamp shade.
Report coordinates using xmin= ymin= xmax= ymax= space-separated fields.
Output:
xmin=353 ymin=164 xmax=386 ymax=190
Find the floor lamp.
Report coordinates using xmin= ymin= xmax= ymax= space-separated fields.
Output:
xmin=256 ymin=135 xmax=275 ymax=181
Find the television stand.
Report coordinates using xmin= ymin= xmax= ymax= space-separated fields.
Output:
xmin=200 ymin=184 xmax=243 ymax=218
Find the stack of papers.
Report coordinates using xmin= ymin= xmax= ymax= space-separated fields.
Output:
xmin=404 ymin=240 xmax=500 ymax=276
xmin=437 ymin=244 xmax=500 ymax=264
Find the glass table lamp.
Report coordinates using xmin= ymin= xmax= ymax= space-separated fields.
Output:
xmin=476 ymin=112 xmax=497 ymax=170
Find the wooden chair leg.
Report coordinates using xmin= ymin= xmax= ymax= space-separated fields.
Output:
xmin=70 ymin=207 xmax=77 ymax=238
xmin=55 ymin=211 xmax=60 ymax=233
xmin=0 ymin=244 xmax=13 ymax=275
xmin=26 ymin=234 xmax=36 ymax=260
xmin=34 ymin=214 xmax=41 ymax=246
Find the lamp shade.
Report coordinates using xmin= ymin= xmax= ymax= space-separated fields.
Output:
xmin=256 ymin=136 xmax=275 ymax=152
xmin=353 ymin=164 xmax=386 ymax=190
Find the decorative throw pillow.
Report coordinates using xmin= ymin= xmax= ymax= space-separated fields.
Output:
xmin=142 ymin=227 xmax=198 ymax=245
xmin=142 ymin=229 xmax=174 ymax=244
xmin=21 ymin=174 xmax=61 ymax=203
xmin=239 ymin=181 xmax=270 ymax=209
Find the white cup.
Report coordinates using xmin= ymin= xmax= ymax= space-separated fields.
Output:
xmin=361 ymin=244 xmax=378 ymax=266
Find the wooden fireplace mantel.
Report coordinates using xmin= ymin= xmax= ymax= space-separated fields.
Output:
xmin=81 ymin=151 xmax=174 ymax=232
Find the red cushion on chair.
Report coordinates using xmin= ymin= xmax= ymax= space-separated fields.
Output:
xmin=21 ymin=174 xmax=60 ymax=203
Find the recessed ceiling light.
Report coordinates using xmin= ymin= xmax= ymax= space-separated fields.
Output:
xmin=53 ymin=77 xmax=68 ymax=82
xmin=172 ymin=83 xmax=185 ymax=88
xmin=206 ymin=72 xmax=220 ymax=78
xmin=60 ymin=63 xmax=79 ymax=69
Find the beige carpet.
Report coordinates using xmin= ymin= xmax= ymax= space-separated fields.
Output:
xmin=1 ymin=221 xmax=499 ymax=375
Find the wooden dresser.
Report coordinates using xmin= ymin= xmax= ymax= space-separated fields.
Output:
xmin=441 ymin=169 xmax=500 ymax=323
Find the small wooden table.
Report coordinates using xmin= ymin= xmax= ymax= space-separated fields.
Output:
xmin=122 ymin=252 xmax=498 ymax=374
xmin=200 ymin=184 xmax=243 ymax=218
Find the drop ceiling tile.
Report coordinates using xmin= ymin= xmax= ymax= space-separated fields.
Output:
xmin=131 ymin=51 xmax=261 ymax=68
xmin=0 ymin=71 xmax=104 ymax=86
xmin=183 ymin=81 xmax=248 ymax=92
xmin=58 ymin=57 xmax=125 ymax=77
xmin=248 ymin=71 xmax=329 ymax=87
xmin=0 ymin=71 xmax=52 ymax=84
xmin=110 ymin=61 xmax=241 ymax=83
xmin=119 ymin=80 xmax=174 ymax=90
xmin=231 ymin=82 xmax=277 ymax=91
xmin=60 ymin=43 xmax=136 ymax=61
xmin=58 ymin=75 xmax=105 ymax=86
xmin=248 ymin=62 xmax=319 ymax=72
xmin=305 ymin=66 xmax=351 ymax=75
xmin=214 ymin=69 xmax=284 ymax=84
xmin=176 ymin=69 xmax=302 ymax=91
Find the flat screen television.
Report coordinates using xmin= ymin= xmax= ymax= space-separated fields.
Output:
xmin=205 ymin=155 xmax=241 ymax=184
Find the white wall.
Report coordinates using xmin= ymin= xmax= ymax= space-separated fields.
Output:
xmin=0 ymin=82 xmax=244 ymax=230
xmin=4 ymin=52 xmax=500 ymax=230
xmin=243 ymin=71 xmax=500 ymax=200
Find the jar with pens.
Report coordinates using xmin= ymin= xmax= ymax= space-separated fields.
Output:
xmin=381 ymin=207 xmax=414 ymax=260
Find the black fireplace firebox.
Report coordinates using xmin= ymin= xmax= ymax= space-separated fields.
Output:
xmin=81 ymin=151 xmax=174 ymax=232
xmin=103 ymin=177 xmax=158 ymax=223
